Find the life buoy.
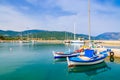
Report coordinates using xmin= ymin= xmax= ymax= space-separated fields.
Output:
xmin=110 ymin=52 xmax=114 ymax=56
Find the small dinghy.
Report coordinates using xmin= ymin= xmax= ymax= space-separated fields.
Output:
xmin=53 ymin=50 xmax=79 ymax=59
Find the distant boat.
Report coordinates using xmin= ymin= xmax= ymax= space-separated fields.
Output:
xmin=19 ymin=40 xmax=30 ymax=43
xmin=18 ymin=31 xmax=30 ymax=43
xmin=64 ymin=40 xmax=71 ymax=43
xmin=71 ymin=39 xmax=84 ymax=44
xmin=70 ymin=23 xmax=84 ymax=45
xmin=19 ymin=40 xmax=23 ymax=44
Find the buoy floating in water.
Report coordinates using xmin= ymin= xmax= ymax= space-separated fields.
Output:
xmin=10 ymin=48 xmax=13 ymax=51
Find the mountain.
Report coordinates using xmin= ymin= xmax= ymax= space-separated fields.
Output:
xmin=76 ymin=34 xmax=96 ymax=40
xmin=96 ymin=32 xmax=120 ymax=40
xmin=0 ymin=30 xmax=19 ymax=36
xmin=22 ymin=30 xmax=46 ymax=34
xmin=0 ymin=30 xmax=46 ymax=36
xmin=0 ymin=30 xmax=120 ymax=40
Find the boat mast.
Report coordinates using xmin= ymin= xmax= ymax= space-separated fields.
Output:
xmin=74 ymin=23 xmax=76 ymax=40
xmin=20 ymin=31 xmax=23 ymax=41
xmin=88 ymin=0 xmax=91 ymax=45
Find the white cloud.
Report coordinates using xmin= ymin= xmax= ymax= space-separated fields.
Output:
xmin=47 ymin=0 xmax=120 ymax=35
xmin=0 ymin=0 xmax=120 ymax=36
xmin=0 ymin=5 xmax=43 ymax=31
xmin=29 ymin=0 xmax=120 ymax=35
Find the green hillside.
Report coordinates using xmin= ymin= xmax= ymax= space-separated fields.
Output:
xmin=0 ymin=30 xmax=119 ymax=40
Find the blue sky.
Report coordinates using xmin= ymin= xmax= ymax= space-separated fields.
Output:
xmin=0 ymin=0 xmax=120 ymax=36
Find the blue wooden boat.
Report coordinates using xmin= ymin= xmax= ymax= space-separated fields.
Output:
xmin=67 ymin=49 xmax=108 ymax=67
xmin=68 ymin=61 xmax=108 ymax=73
xmin=68 ymin=61 xmax=110 ymax=76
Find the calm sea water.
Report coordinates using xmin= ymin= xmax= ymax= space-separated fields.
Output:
xmin=0 ymin=42 xmax=120 ymax=80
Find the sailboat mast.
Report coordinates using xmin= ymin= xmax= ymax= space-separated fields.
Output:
xmin=74 ymin=23 xmax=76 ymax=40
xmin=88 ymin=0 xmax=91 ymax=44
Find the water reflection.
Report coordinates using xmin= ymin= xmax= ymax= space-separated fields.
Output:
xmin=64 ymin=43 xmax=83 ymax=50
xmin=68 ymin=62 xmax=110 ymax=76
xmin=110 ymin=55 xmax=114 ymax=62
xmin=105 ymin=56 xmax=120 ymax=64
xmin=54 ymin=58 xmax=67 ymax=63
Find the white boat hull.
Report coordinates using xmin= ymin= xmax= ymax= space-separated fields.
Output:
xmin=71 ymin=40 xmax=84 ymax=43
xmin=67 ymin=57 xmax=104 ymax=67
xmin=53 ymin=51 xmax=79 ymax=58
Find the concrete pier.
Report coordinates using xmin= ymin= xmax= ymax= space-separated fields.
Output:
xmin=95 ymin=48 xmax=120 ymax=57
xmin=105 ymin=55 xmax=120 ymax=64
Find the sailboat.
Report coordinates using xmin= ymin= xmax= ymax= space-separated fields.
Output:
xmin=64 ymin=31 xmax=71 ymax=43
xmin=66 ymin=0 xmax=108 ymax=67
xmin=19 ymin=30 xmax=32 ymax=43
xmin=19 ymin=31 xmax=24 ymax=43
xmin=70 ymin=23 xmax=84 ymax=45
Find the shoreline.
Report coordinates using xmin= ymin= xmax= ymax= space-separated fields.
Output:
xmin=94 ymin=40 xmax=120 ymax=46
xmin=0 ymin=40 xmax=120 ymax=58
xmin=0 ymin=40 xmax=120 ymax=46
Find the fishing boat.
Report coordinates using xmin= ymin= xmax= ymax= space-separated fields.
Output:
xmin=68 ymin=61 xmax=108 ymax=72
xmin=66 ymin=0 xmax=109 ymax=66
xmin=52 ymin=50 xmax=79 ymax=59
xmin=67 ymin=49 xmax=108 ymax=66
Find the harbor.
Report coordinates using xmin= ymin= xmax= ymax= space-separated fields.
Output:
xmin=0 ymin=42 xmax=119 ymax=80
xmin=0 ymin=0 xmax=120 ymax=79
xmin=0 ymin=40 xmax=120 ymax=57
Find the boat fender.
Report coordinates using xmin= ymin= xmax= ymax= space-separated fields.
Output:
xmin=75 ymin=48 xmax=84 ymax=53
xmin=110 ymin=51 xmax=114 ymax=56
xmin=75 ymin=49 xmax=80 ymax=53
